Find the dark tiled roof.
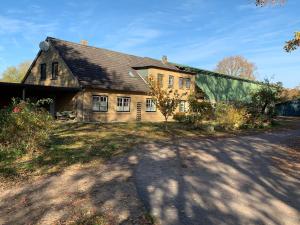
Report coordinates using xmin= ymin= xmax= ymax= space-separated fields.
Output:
xmin=47 ymin=37 xmax=186 ymax=93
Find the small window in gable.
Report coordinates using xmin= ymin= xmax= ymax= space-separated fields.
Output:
xmin=52 ymin=62 xmax=59 ymax=79
xmin=40 ymin=63 xmax=46 ymax=80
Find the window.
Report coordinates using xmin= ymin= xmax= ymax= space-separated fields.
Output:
xmin=40 ymin=63 xmax=46 ymax=80
xmin=168 ymin=75 xmax=174 ymax=88
xmin=52 ymin=62 xmax=58 ymax=79
xmin=179 ymin=100 xmax=188 ymax=112
xmin=185 ymin=78 xmax=191 ymax=89
xmin=157 ymin=74 xmax=164 ymax=87
xmin=117 ymin=97 xmax=130 ymax=112
xmin=146 ymin=98 xmax=156 ymax=112
xmin=92 ymin=95 xmax=108 ymax=112
xmin=179 ymin=77 xmax=184 ymax=89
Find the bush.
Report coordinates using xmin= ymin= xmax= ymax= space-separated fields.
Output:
xmin=188 ymin=96 xmax=213 ymax=120
xmin=248 ymin=79 xmax=283 ymax=117
xmin=215 ymin=102 xmax=248 ymax=130
xmin=173 ymin=113 xmax=203 ymax=124
xmin=0 ymin=99 xmax=53 ymax=155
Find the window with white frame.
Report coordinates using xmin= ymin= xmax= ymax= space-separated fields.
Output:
xmin=146 ymin=98 xmax=156 ymax=112
xmin=92 ymin=95 xmax=108 ymax=112
xmin=179 ymin=100 xmax=188 ymax=112
xmin=185 ymin=78 xmax=191 ymax=89
xmin=168 ymin=75 xmax=174 ymax=88
xmin=117 ymin=97 xmax=130 ymax=112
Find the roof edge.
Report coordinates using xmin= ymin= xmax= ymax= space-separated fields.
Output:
xmin=132 ymin=65 xmax=196 ymax=75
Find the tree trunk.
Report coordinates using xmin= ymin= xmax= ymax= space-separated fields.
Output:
xmin=164 ymin=115 xmax=168 ymax=130
xmin=261 ymin=102 xmax=269 ymax=115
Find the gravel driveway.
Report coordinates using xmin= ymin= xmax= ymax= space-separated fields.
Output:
xmin=134 ymin=130 xmax=300 ymax=225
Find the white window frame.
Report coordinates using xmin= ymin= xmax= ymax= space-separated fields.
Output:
xmin=92 ymin=95 xmax=108 ymax=112
xmin=179 ymin=100 xmax=188 ymax=113
xmin=146 ymin=98 xmax=156 ymax=112
xmin=117 ymin=97 xmax=131 ymax=112
xmin=168 ymin=75 xmax=174 ymax=88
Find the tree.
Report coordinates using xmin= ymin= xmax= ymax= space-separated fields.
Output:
xmin=250 ymin=79 xmax=283 ymax=116
xmin=148 ymin=76 xmax=184 ymax=123
xmin=0 ymin=61 xmax=31 ymax=83
xmin=280 ymin=85 xmax=300 ymax=101
xmin=255 ymin=0 xmax=299 ymax=52
xmin=255 ymin=0 xmax=285 ymax=6
xmin=284 ymin=32 xmax=300 ymax=52
xmin=215 ymin=56 xmax=256 ymax=80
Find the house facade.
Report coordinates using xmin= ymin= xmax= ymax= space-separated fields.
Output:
xmin=22 ymin=37 xmax=195 ymax=122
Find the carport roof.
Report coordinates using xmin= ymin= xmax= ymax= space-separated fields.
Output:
xmin=0 ymin=82 xmax=81 ymax=92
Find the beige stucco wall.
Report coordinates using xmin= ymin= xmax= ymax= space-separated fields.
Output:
xmin=23 ymin=45 xmax=79 ymax=88
xmin=147 ymin=68 xmax=195 ymax=98
xmin=79 ymin=89 xmax=163 ymax=122
xmin=82 ymin=68 xmax=195 ymax=122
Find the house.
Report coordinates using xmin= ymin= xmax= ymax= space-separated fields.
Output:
xmin=21 ymin=37 xmax=196 ymax=122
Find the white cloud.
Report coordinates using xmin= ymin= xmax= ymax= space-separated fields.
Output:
xmin=103 ymin=20 xmax=162 ymax=51
xmin=0 ymin=15 xmax=58 ymax=36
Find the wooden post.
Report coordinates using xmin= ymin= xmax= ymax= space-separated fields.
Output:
xmin=50 ymin=99 xmax=55 ymax=118
xmin=22 ymin=88 xmax=26 ymax=100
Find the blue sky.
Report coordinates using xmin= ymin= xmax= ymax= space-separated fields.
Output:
xmin=0 ymin=0 xmax=299 ymax=87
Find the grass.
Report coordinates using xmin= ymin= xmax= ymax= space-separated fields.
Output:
xmin=0 ymin=121 xmax=205 ymax=179
xmin=0 ymin=117 xmax=298 ymax=180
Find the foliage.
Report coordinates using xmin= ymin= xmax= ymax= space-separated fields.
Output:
xmin=0 ymin=98 xmax=53 ymax=158
xmin=0 ymin=61 xmax=31 ymax=83
xmin=173 ymin=112 xmax=203 ymax=124
xmin=248 ymin=79 xmax=283 ymax=116
xmin=148 ymin=76 xmax=184 ymax=122
xmin=255 ymin=1 xmax=298 ymax=52
xmin=284 ymin=32 xmax=300 ymax=52
xmin=280 ymin=85 xmax=300 ymax=101
xmin=215 ymin=55 xmax=256 ymax=80
xmin=188 ymin=95 xmax=213 ymax=120
xmin=215 ymin=102 xmax=249 ymax=130
xmin=255 ymin=0 xmax=285 ymax=6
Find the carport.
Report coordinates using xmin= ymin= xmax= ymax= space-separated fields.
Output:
xmin=0 ymin=82 xmax=81 ymax=116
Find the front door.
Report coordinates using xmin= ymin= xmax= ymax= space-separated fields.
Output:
xmin=136 ymin=102 xmax=142 ymax=121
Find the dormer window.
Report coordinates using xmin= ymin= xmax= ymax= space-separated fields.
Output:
xmin=52 ymin=62 xmax=58 ymax=79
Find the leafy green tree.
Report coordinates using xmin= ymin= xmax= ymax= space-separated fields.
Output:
xmin=250 ymin=79 xmax=283 ymax=116
xmin=148 ymin=76 xmax=184 ymax=122
xmin=0 ymin=61 xmax=31 ymax=83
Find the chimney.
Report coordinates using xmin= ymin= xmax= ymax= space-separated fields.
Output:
xmin=80 ymin=40 xmax=88 ymax=46
xmin=162 ymin=55 xmax=168 ymax=64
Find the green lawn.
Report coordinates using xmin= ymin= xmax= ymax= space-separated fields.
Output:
xmin=0 ymin=118 xmax=297 ymax=180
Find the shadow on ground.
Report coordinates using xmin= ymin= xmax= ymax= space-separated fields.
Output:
xmin=134 ymin=130 xmax=300 ymax=225
xmin=0 ymin=128 xmax=299 ymax=225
